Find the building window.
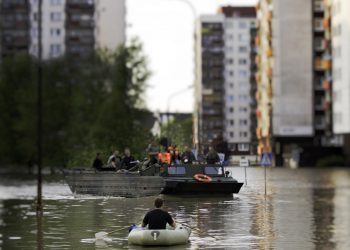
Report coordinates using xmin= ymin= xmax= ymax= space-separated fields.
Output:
xmin=229 ymin=71 xmax=234 ymax=76
xmin=239 ymin=119 xmax=248 ymax=126
xmin=229 ymin=120 xmax=234 ymax=126
xmin=238 ymin=143 xmax=249 ymax=151
xmin=239 ymin=21 xmax=247 ymax=29
xmin=239 ymin=132 xmax=248 ymax=137
xmin=33 ymin=12 xmax=38 ymax=21
xmin=229 ymin=132 xmax=234 ymax=138
xmin=227 ymin=58 xmax=234 ymax=64
xmin=50 ymin=12 xmax=62 ymax=22
xmin=239 ymin=70 xmax=248 ymax=78
xmin=229 ymin=107 xmax=234 ymax=113
xmin=229 ymin=83 xmax=234 ymax=88
xmin=50 ymin=44 xmax=61 ymax=55
xmin=51 ymin=0 xmax=62 ymax=5
xmin=239 ymin=46 xmax=247 ymax=53
xmin=238 ymin=58 xmax=247 ymax=65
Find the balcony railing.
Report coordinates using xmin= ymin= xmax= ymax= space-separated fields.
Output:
xmin=314 ymin=1 xmax=324 ymax=13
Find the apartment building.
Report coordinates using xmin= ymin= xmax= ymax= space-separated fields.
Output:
xmin=331 ymin=0 xmax=350 ymax=161
xmin=0 ymin=0 xmax=125 ymax=60
xmin=255 ymin=0 xmax=342 ymax=166
xmin=220 ymin=7 xmax=256 ymax=154
xmin=195 ymin=15 xmax=225 ymax=152
xmin=0 ymin=0 xmax=30 ymax=59
xmin=194 ymin=7 xmax=256 ymax=154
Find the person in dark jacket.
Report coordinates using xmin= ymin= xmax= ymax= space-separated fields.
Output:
xmin=92 ymin=152 xmax=103 ymax=170
xmin=206 ymin=146 xmax=220 ymax=164
xmin=142 ymin=198 xmax=176 ymax=229
xmin=181 ymin=146 xmax=196 ymax=164
xmin=121 ymin=148 xmax=136 ymax=170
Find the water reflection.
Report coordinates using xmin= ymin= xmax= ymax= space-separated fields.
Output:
xmin=0 ymin=168 xmax=349 ymax=249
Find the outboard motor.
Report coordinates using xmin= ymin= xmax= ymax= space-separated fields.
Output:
xmin=224 ymin=171 xmax=230 ymax=178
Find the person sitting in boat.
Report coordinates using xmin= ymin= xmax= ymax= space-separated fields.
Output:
xmin=181 ymin=146 xmax=196 ymax=164
xmin=92 ymin=152 xmax=103 ymax=170
xmin=168 ymin=145 xmax=180 ymax=164
xmin=107 ymin=150 xmax=122 ymax=169
xmin=142 ymin=198 xmax=176 ymax=230
xmin=121 ymin=148 xmax=137 ymax=170
xmin=146 ymin=140 xmax=160 ymax=165
xmin=206 ymin=146 xmax=220 ymax=164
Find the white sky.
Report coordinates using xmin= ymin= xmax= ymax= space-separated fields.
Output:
xmin=127 ymin=0 xmax=258 ymax=113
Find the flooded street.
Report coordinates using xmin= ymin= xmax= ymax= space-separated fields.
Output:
xmin=0 ymin=167 xmax=350 ymax=249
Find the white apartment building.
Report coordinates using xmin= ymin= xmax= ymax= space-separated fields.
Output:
xmin=195 ymin=7 xmax=256 ymax=152
xmin=223 ymin=9 xmax=256 ymax=152
xmin=30 ymin=0 xmax=66 ymax=59
xmin=332 ymin=0 xmax=350 ymax=134
xmin=29 ymin=0 xmax=125 ymax=60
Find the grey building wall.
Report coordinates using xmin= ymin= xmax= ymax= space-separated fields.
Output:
xmin=272 ymin=0 xmax=313 ymax=136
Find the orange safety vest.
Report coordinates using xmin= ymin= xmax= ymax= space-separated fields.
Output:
xmin=158 ymin=152 xmax=171 ymax=164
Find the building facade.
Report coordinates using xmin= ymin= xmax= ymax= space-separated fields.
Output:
xmin=195 ymin=7 xmax=256 ymax=154
xmin=220 ymin=7 xmax=256 ymax=154
xmin=255 ymin=0 xmax=342 ymax=166
xmin=0 ymin=0 xmax=125 ymax=60
xmin=195 ymin=15 xmax=225 ymax=152
xmin=0 ymin=0 xmax=30 ymax=59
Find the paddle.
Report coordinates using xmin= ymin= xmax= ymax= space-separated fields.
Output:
xmin=95 ymin=226 xmax=130 ymax=239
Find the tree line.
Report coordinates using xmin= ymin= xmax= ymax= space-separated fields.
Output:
xmin=0 ymin=40 xmax=155 ymax=169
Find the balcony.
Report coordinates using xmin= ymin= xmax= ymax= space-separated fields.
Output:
xmin=314 ymin=58 xmax=332 ymax=71
xmin=314 ymin=19 xmax=324 ymax=32
xmin=314 ymin=1 xmax=324 ymax=13
xmin=314 ymin=38 xmax=326 ymax=51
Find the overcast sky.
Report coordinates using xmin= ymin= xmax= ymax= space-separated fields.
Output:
xmin=127 ymin=0 xmax=258 ymax=113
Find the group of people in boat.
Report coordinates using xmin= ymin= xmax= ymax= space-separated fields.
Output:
xmin=92 ymin=142 xmax=222 ymax=171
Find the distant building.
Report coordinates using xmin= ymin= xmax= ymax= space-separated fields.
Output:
xmin=220 ymin=7 xmax=256 ymax=154
xmin=0 ymin=0 xmax=126 ymax=60
xmin=195 ymin=15 xmax=225 ymax=152
xmin=255 ymin=0 xmax=342 ymax=166
xmin=331 ymin=0 xmax=350 ymax=162
xmin=0 ymin=0 xmax=30 ymax=59
xmin=194 ymin=7 xmax=256 ymax=155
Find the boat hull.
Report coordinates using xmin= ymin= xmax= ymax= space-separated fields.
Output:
xmin=64 ymin=170 xmax=164 ymax=198
xmin=128 ymin=225 xmax=191 ymax=246
xmin=161 ymin=177 xmax=243 ymax=195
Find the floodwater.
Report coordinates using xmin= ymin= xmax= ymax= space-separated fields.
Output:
xmin=0 ymin=167 xmax=349 ymax=249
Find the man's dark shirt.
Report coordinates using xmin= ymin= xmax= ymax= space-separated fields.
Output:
xmin=92 ymin=158 xmax=103 ymax=170
xmin=181 ymin=151 xmax=195 ymax=164
xmin=142 ymin=208 xmax=174 ymax=229
xmin=121 ymin=155 xmax=135 ymax=170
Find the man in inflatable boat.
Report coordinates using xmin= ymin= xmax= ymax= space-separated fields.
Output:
xmin=130 ymin=198 xmax=176 ymax=231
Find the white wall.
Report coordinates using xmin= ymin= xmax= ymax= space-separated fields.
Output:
xmin=332 ymin=0 xmax=350 ymax=134
xmin=95 ymin=0 xmax=126 ymax=50
xmin=224 ymin=17 xmax=256 ymax=146
xmin=30 ymin=0 xmax=66 ymax=59
xmin=272 ymin=0 xmax=313 ymax=136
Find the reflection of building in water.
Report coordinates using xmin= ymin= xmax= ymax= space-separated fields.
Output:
xmin=330 ymin=171 xmax=350 ymax=249
xmin=312 ymin=183 xmax=335 ymax=249
xmin=249 ymin=194 xmax=276 ymax=249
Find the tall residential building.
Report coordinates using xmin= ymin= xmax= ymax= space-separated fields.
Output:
xmin=331 ymin=0 xmax=350 ymax=161
xmin=195 ymin=15 xmax=225 ymax=152
xmin=65 ymin=0 xmax=95 ymax=58
xmin=0 ymin=0 xmax=30 ymax=59
xmin=194 ymin=7 xmax=256 ymax=154
xmin=220 ymin=7 xmax=256 ymax=154
xmin=0 ymin=0 xmax=125 ymax=60
xmin=30 ymin=0 xmax=66 ymax=59
xmin=255 ymin=0 xmax=342 ymax=166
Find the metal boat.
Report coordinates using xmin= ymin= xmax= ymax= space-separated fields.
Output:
xmin=63 ymin=168 xmax=164 ymax=198
xmin=142 ymin=164 xmax=243 ymax=195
